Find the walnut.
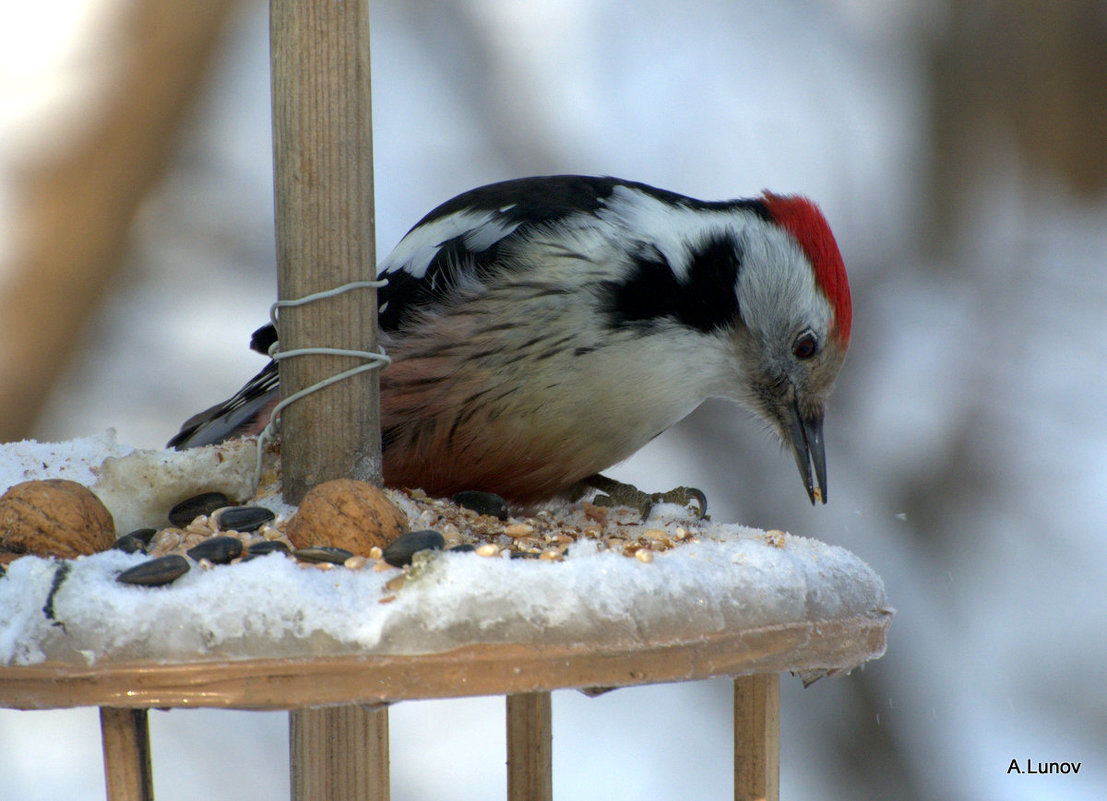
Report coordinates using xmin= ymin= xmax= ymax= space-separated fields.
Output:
xmin=0 ymin=479 xmax=116 ymax=558
xmin=286 ymin=479 xmax=409 ymax=554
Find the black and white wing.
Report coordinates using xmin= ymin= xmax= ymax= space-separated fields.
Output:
xmin=373 ymin=174 xmax=638 ymax=331
xmin=166 ymin=360 xmax=278 ymax=449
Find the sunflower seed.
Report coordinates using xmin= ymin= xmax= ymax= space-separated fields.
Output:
xmin=117 ymin=555 xmax=190 ymax=586
xmin=113 ymin=529 xmax=156 ymax=554
xmin=382 ymin=529 xmax=445 ymax=567
xmin=294 ymin=546 xmax=354 ymax=565
xmin=168 ymin=492 xmax=229 ymax=527
xmin=452 ymin=490 xmax=509 ymax=520
xmin=247 ymin=540 xmax=290 ymax=556
xmin=186 ymin=536 xmax=243 ymax=564
xmin=214 ymin=506 xmax=275 ymax=533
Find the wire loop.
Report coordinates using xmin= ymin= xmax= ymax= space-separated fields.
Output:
xmin=254 ymin=279 xmax=390 ymax=487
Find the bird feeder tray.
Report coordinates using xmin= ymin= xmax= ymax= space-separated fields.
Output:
xmin=0 ymin=433 xmax=891 ymax=709
xmin=0 ymin=616 xmax=888 ymax=711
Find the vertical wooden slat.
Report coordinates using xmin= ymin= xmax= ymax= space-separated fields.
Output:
xmin=506 ymin=692 xmax=553 ymax=801
xmin=270 ymin=0 xmax=383 ymax=797
xmin=290 ymin=705 xmax=389 ymax=801
xmin=270 ymin=0 xmax=380 ymax=505
xmin=733 ymin=674 xmax=780 ymax=801
xmin=100 ymin=707 xmax=154 ymax=801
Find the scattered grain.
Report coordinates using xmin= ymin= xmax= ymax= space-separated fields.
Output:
xmin=385 ymin=574 xmax=406 ymax=591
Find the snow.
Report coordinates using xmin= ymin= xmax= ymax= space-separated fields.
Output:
xmin=0 ymin=430 xmax=131 ymax=487
xmin=92 ymin=436 xmax=267 ymax=534
xmin=0 ymin=434 xmax=889 ymax=668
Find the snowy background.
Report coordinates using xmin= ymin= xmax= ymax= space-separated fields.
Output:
xmin=3 ymin=0 xmax=1106 ymax=799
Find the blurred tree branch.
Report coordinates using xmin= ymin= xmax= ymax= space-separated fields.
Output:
xmin=927 ymin=0 xmax=1107 ymax=246
xmin=0 ymin=0 xmax=238 ymax=443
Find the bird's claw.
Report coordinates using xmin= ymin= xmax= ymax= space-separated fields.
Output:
xmin=654 ymin=485 xmax=708 ymax=518
xmin=587 ymin=475 xmax=708 ymax=520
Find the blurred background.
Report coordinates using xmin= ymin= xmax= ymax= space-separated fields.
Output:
xmin=2 ymin=0 xmax=1106 ymax=798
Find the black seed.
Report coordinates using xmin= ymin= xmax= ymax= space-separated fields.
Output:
xmin=248 ymin=540 xmax=291 ymax=556
xmin=112 ymin=534 xmax=146 ymax=554
xmin=117 ymin=555 xmax=190 ymax=587
xmin=131 ymin=528 xmax=157 ymax=544
xmin=0 ymin=563 xmax=6 ymax=578
xmin=43 ymin=562 xmax=71 ymax=622
xmin=382 ymin=530 xmax=446 ymax=567
xmin=186 ymin=536 xmax=243 ymax=564
xmin=294 ymin=546 xmax=354 ymax=564
xmin=452 ymin=490 xmax=509 ymax=520
xmin=113 ymin=529 xmax=156 ymax=554
xmin=214 ymin=506 xmax=275 ymax=533
xmin=448 ymin=543 xmax=475 ymax=553
xmin=510 ymin=550 xmax=539 ymax=559
xmin=169 ymin=492 xmax=230 ymax=527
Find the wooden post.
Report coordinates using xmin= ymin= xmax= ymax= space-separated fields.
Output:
xmin=100 ymin=708 xmax=154 ymax=801
xmin=270 ymin=0 xmax=380 ymax=504
xmin=733 ymin=674 xmax=780 ymax=801
xmin=506 ymin=692 xmax=553 ymax=801
xmin=270 ymin=0 xmax=384 ymax=798
xmin=290 ymin=706 xmax=389 ymax=801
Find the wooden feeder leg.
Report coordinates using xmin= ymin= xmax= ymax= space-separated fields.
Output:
xmin=290 ymin=705 xmax=389 ymax=801
xmin=506 ymin=692 xmax=553 ymax=801
xmin=733 ymin=674 xmax=780 ymax=801
xmin=100 ymin=707 xmax=154 ymax=801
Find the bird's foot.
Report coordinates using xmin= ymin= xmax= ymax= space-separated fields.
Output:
xmin=584 ymin=474 xmax=707 ymax=520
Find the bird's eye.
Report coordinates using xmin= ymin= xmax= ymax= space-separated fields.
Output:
xmin=793 ymin=331 xmax=818 ymax=360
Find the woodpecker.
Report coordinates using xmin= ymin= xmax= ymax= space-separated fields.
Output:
xmin=169 ymin=175 xmax=852 ymax=507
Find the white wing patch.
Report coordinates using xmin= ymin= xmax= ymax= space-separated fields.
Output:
xmin=379 ymin=209 xmax=523 ymax=279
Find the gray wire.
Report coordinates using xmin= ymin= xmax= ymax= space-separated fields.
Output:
xmin=254 ymin=279 xmax=391 ymax=488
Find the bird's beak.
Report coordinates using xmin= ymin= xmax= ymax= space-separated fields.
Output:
xmin=788 ymin=399 xmax=827 ymax=505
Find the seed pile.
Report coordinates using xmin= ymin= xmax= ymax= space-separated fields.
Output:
xmin=109 ymin=484 xmax=730 ymax=589
xmin=398 ymin=488 xmax=701 ymax=562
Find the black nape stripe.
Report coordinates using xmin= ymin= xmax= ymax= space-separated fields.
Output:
xmin=601 ymin=234 xmax=742 ymax=334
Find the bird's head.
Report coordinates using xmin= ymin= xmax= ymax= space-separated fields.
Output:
xmin=726 ymin=193 xmax=851 ymax=504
